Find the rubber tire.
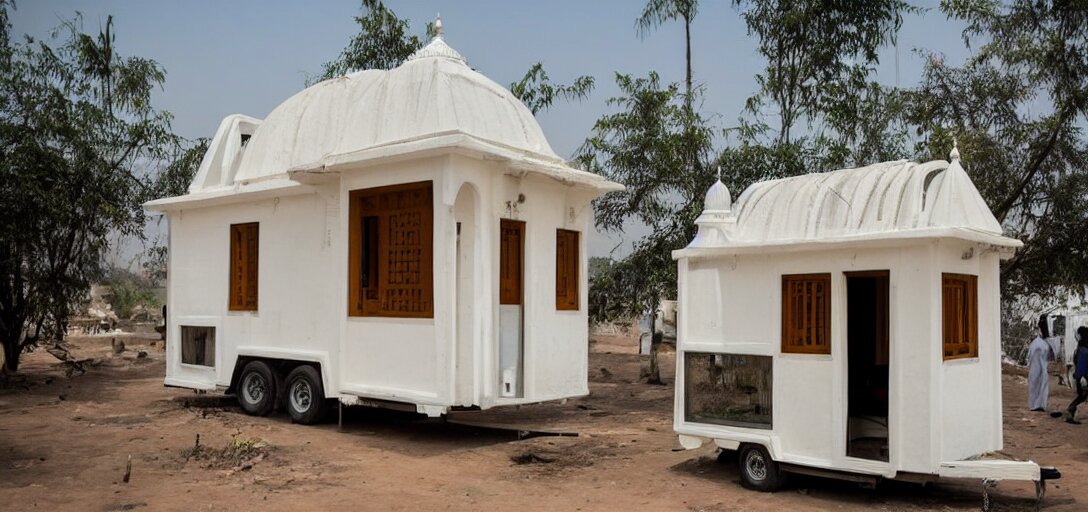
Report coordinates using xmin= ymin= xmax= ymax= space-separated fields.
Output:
xmin=738 ymin=444 xmax=785 ymax=492
xmin=283 ymin=365 xmax=328 ymax=425
xmin=237 ymin=360 xmax=277 ymax=416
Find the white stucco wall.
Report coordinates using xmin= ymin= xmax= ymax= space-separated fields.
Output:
xmin=163 ymin=150 xmax=595 ymax=412
xmin=493 ymin=173 xmax=593 ymax=404
xmin=165 ymin=190 xmax=339 ymax=391
xmin=674 ymin=240 xmax=1004 ymax=476
xmin=937 ymin=243 xmax=1004 ymax=462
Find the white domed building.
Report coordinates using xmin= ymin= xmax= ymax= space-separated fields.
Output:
xmin=146 ymin=22 xmax=621 ymax=422
xmin=669 ymin=148 xmax=1061 ymax=492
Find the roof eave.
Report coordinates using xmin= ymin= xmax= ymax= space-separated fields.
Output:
xmin=672 ymin=227 xmax=1022 ymax=261
xmin=143 ymin=179 xmax=311 ymax=213
xmin=301 ymin=131 xmax=624 ymax=193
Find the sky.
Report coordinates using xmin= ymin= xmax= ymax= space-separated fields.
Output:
xmin=9 ymin=1 xmax=973 ymax=263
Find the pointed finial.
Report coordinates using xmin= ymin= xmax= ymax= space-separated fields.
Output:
xmin=950 ymin=137 xmax=960 ymax=162
xmin=434 ymin=14 xmax=443 ymax=38
xmin=716 ymin=166 xmax=722 ymax=182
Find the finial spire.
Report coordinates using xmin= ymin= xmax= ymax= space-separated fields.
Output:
xmin=716 ymin=166 xmax=722 ymax=181
xmin=434 ymin=14 xmax=443 ymax=38
xmin=950 ymin=136 xmax=960 ymax=162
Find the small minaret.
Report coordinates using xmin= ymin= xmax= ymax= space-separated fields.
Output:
xmin=406 ymin=13 xmax=465 ymax=63
xmin=688 ymin=167 xmax=737 ymax=248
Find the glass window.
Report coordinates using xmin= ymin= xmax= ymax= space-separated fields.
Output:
xmin=684 ymin=352 xmax=772 ymax=429
xmin=180 ymin=326 xmax=216 ymax=367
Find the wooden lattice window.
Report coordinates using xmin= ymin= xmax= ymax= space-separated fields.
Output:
xmin=555 ymin=229 xmax=579 ymax=311
xmin=781 ymin=274 xmax=832 ymax=355
xmin=942 ymin=273 xmax=978 ymax=360
xmin=348 ymin=182 xmax=434 ymax=318
xmin=229 ymin=222 xmax=259 ymax=311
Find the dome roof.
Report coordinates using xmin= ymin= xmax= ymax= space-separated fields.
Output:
xmin=229 ymin=34 xmax=559 ymax=184
xmin=703 ymin=179 xmax=732 ymax=212
xmin=678 ymin=153 xmax=1022 ymax=253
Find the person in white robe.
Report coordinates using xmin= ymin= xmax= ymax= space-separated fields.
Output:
xmin=1028 ymin=315 xmax=1056 ymax=412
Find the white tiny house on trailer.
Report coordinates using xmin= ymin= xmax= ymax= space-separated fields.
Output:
xmin=145 ymin=22 xmax=621 ymax=424
xmin=671 ymin=147 xmax=1059 ymax=494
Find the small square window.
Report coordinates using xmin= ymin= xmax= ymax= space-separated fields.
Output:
xmin=180 ymin=326 xmax=216 ymax=367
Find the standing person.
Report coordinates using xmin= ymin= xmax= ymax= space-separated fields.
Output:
xmin=1065 ymin=326 xmax=1088 ymax=424
xmin=1028 ymin=315 xmax=1055 ymax=411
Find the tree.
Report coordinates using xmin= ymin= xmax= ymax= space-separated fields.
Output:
xmin=0 ymin=6 xmax=175 ymax=372
xmin=580 ymin=72 xmax=714 ymax=323
xmin=734 ymin=0 xmax=915 ymax=146
xmin=311 ymin=0 xmax=432 ymax=84
xmin=509 ymin=63 xmax=594 ymax=115
xmin=636 ymin=0 xmax=699 ymax=103
xmin=904 ymin=0 xmax=1088 ymax=297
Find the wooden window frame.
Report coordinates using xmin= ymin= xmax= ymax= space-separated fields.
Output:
xmin=941 ymin=273 xmax=978 ymax=361
xmin=228 ymin=222 xmax=259 ymax=311
xmin=348 ymin=181 xmax=434 ymax=318
xmin=555 ymin=229 xmax=579 ymax=311
xmin=781 ymin=273 xmax=832 ymax=355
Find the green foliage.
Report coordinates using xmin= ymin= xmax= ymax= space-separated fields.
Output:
xmin=509 ymin=63 xmax=594 ymax=115
xmin=311 ymin=0 xmax=432 ymax=84
xmin=734 ymin=0 xmax=917 ymax=145
xmin=102 ymin=267 xmax=159 ymax=319
xmin=579 ymin=72 xmax=713 ymax=321
xmin=0 ymin=4 xmax=175 ymax=371
xmin=904 ymin=1 xmax=1088 ymax=296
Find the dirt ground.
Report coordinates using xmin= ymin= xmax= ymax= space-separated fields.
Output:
xmin=1 ymin=331 xmax=1087 ymax=512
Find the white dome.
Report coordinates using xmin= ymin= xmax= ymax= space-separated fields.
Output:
xmin=703 ymin=179 xmax=732 ymax=211
xmin=231 ymin=36 xmax=559 ymax=183
xmin=727 ymin=159 xmax=1010 ymax=245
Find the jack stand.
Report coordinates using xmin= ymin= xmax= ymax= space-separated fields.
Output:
xmin=1034 ymin=479 xmax=1046 ymax=512
xmin=981 ymin=478 xmax=998 ymax=512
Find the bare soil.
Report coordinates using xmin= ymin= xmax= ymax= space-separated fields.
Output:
xmin=1 ymin=331 xmax=1085 ymax=511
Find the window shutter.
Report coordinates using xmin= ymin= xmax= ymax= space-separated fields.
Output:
xmin=942 ymin=273 xmax=978 ymax=360
xmin=229 ymin=223 xmax=258 ymax=311
xmin=348 ymin=182 xmax=434 ymax=318
xmin=555 ymin=230 xmax=579 ymax=310
xmin=781 ymin=274 xmax=831 ymax=355
xmin=500 ymin=219 xmax=524 ymax=305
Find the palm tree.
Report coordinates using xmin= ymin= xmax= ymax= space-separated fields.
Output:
xmin=635 ymin=0 xmax=699 ymax=104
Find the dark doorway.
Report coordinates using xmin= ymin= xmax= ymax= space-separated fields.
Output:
xmin=846 ymin=271 xmax=889 ymax=462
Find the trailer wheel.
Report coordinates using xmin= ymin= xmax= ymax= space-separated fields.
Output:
xmin=237 ymin=361 xmax=277 ymax=416
xmin=738 ymin=444 xmax=784 ymax=492
xmin=284 ymin=365 xmax=328 ymax=425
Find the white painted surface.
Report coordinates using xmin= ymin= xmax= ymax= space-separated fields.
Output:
xmin=148 ymin=31 xmax=616 ymax=412
xmin=938 ymin=460 xmax=1040 ymax=481
xmin=674 ymin=151 xmax=1024 ymax=481
xmin=499 ymin=305 xmax=522 ymax=397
